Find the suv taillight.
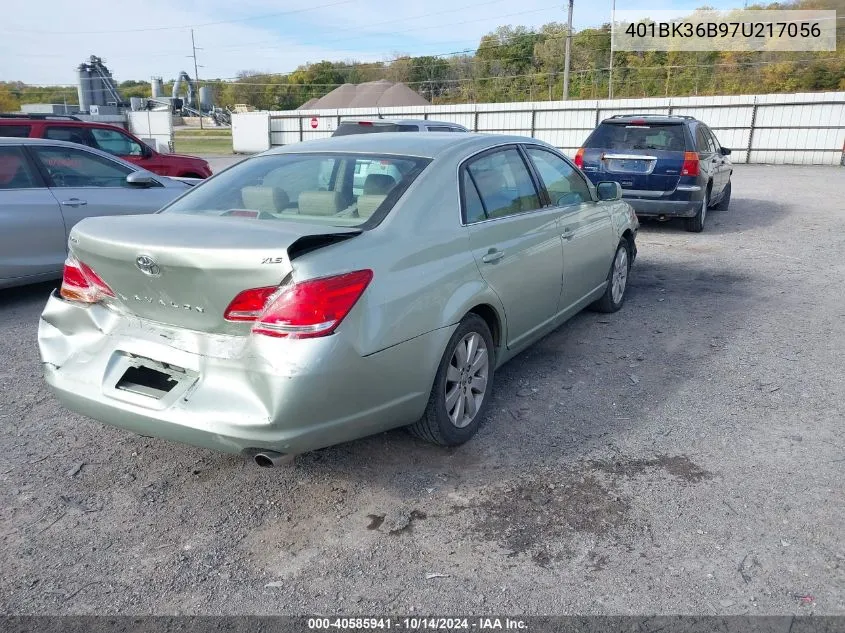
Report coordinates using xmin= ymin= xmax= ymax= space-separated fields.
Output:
xmin=574 ymin=148 xmax=585 ymax=169
xmin=681 ymin=151 xmax=700 ymax=177
xmin=59 ymin=255 xmax=115 ymax=304
xmin=224 ymin=270 xmax=374 ymax=339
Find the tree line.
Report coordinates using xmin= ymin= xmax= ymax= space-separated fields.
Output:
xmin=1 ymin=0 xmax=842 ymax=113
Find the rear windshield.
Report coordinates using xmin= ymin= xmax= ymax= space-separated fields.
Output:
xmin=585 ymin=122 xmax=687 ymax=151
xmin=332 ymin=122 xmax=418 ymax=136
xmin=0 ymin=125 xmax=32 ymax=138
xmin=161 ymin=152 xmax=431 ymax=227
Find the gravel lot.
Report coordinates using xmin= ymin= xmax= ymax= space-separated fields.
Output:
xmin=1 ymin=165 xmax=843 ymax=616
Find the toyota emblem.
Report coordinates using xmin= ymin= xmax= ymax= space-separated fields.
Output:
xmin=135 ymin=254 xmax=161 ymax=277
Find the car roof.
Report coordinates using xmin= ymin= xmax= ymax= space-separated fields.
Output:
xmin=0 ymin=116 xmax=128 ymax=130
xmin=601 ymin=114 xmax=696 ymax=125
xmin=264 ymin=132 xmax=546 ymax=159
xmin=338 ymin=118 xmax=466 ymax=127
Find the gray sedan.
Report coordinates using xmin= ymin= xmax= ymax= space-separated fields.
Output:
xmin=0 ymin=137 xmax=192 ymax=290
xmin=38 ymin=133 xmax=638 ymax=466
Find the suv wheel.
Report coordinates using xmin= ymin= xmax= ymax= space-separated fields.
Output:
xmin=685 ymin=188 xmax=708 ymax=233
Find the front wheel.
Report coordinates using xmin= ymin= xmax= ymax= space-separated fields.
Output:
xmin=590 ymin=240 xmax=631 ymax=313
xmin=409 ymin=314 xmax=494 ymax=446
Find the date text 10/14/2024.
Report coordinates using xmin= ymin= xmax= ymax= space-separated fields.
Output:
xmin=307 ymin=617 xmax=528 ymax=630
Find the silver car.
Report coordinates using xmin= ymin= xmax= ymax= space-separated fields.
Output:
xmin=0 ymin=137 xmax=192 ymax=289
xmin=38 ymin=133 xmax=638 ymax=466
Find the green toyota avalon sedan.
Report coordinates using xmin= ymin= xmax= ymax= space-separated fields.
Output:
xmin=38 ymin=133 xmax=638 ymax=467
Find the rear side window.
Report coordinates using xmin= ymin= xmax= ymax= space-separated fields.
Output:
xmin=464 ymin=148 xmax=541 ymax=220
xmin=427 ymin=126 xmax=454 ymax=132
xmin=43 ymin=126 xmax=95 ymax=148
xmin=695 ymin=127 xmax=715 ymax=153
xmin=0 ymin=125 xmax=32 ymax=138
xmin=586 ymin=123 xmax=687 ymax=152
xmin=0 ymin=147 xmax=38 ymax=189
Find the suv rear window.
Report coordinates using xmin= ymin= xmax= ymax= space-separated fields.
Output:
xmin=0 ymin=125 xmax=32 ymax=138
xmin=332 ymin=122 xmax=418 ymax=136
xmin=585 ymin=122 xmax=687 ymax=152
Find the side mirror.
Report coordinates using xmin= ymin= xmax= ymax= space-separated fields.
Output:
xmin=720 ymin=147 xmax=731 ymax=156
xmin=596 ymin=181 xmax=622 ymax=201
xmin=126 ymin=171 xmax=155 ymax=187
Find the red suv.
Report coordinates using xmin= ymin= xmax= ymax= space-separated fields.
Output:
xmin=0 ymin=115 xmax=212 ymax=178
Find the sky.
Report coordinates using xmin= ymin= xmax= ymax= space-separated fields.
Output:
xmin=0 ymin=0 xmax=747 ymax=86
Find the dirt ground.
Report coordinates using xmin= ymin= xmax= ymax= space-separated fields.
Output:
xmin=0 ymin=165 xmax=843 ymax=615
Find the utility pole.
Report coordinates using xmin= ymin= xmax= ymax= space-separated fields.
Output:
xmin=190 ymin=29 xmax=203 ymax=129
xmin=608 ymin=0 xmax=616 ymax=99
xmin=562 ymin=0 xmax=574 ymax=100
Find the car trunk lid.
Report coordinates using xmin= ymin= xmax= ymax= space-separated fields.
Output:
xmin=68 ymin=214 xmax=360 ymax=333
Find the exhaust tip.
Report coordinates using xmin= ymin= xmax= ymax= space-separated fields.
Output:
xmin=254 ymin=454 xmax=275 ymax=468
xmin=252 ymin=450 xmax=294 ymax=468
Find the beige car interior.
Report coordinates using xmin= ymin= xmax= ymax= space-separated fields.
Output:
xmin=240 ymin=186 xmax=290 ymax=214
xmin=298 ymin=190 xmax=347 ymax=216
xmin=357 ymin=173 xmax=396 ymax=218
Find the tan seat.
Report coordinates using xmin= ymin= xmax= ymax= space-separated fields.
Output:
xmin=298 ymin=191 xmax=344 ymax=216
xmin=240 ymin=186 xmax=289 ymax=213
xmin=357 ymin=173 xmax=396 ymax=219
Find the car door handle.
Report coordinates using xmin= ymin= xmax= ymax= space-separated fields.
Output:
xmin=61 ymin=198 xmax=87 ymax=207
xmin=481 ymin=249 xmax=505 ymax=264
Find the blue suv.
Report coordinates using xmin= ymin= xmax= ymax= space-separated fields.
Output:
xmin=575 ymin=114 xmax=733 ymax=232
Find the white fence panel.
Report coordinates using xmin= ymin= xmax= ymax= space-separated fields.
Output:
xmin=128 ymin=110 xmax=172 ymax=153
xmin=232 ymin=112 xmax=270 ymax=153
xmin=234 ymin=91 xmax=845 ymax=165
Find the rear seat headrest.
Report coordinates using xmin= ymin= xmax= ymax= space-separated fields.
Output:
xmin=240 ymin=186 xmax=289 ymax=213
xmin=363 ymin=173 xmax=396 ymax=195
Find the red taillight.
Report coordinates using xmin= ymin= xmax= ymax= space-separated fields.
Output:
xmin=224 ymin=286 xmax=279 ymax=321
xmin=681 ymin=151 xmax=700 ymax=177
xmin=630 ymin=118 xmax=647 ymax=125
xmin=224 ymin=270 xmax=374 ymax=339
xmin=59 ymin=256 xmax=115 ymax=304
xmin=574 ymin=147 xmax=585 ymax=169
xmin=357 ymin=121 xmax=373 ymax=126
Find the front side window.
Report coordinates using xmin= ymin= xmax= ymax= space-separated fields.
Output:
xmin=0 ymin=147 xmax=38 ymax=189
xmin=31 ymin=146 xmax=133 ymax=188
xmin=43 ymin=126 xmax=96 ymax=148
xmin=90 ymin=128 xmax=144 ymax=156
xmin=525 ymin=147 xmax=591 ymax=207
xmin=162 ymin=152 xmax=431 ymax=227
xmin=464 ymin=148 xmax=541 ymax=220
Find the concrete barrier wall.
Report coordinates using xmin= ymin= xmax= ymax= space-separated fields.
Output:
xmin=233 ymin=91 xmax=845 ymax=165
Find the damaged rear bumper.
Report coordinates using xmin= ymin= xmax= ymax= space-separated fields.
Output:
xmin=38 ymin=291 xmax=451 ymax=456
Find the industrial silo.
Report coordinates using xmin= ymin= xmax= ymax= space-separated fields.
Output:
xmin=77 ymin=66 xmax=92 ymax=113
xmin=151 ymin=77 xmax=163 ymax=98
xmin=199 ymin=86 xmax=213 ymax=112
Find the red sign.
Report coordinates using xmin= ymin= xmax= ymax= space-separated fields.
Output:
xmin=310 ymin=117 xmax=318 ymax=129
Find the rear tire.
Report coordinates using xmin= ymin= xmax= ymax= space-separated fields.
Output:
xmin=409 ymin=314 xmax=494 ymax=446
xmin=685 ymin=187 xmax=708 ymax=233
xmin=590 ymin=240 xmax=631 ymax=313
xmin=713 ymin=180 xmax=731 ymax=211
